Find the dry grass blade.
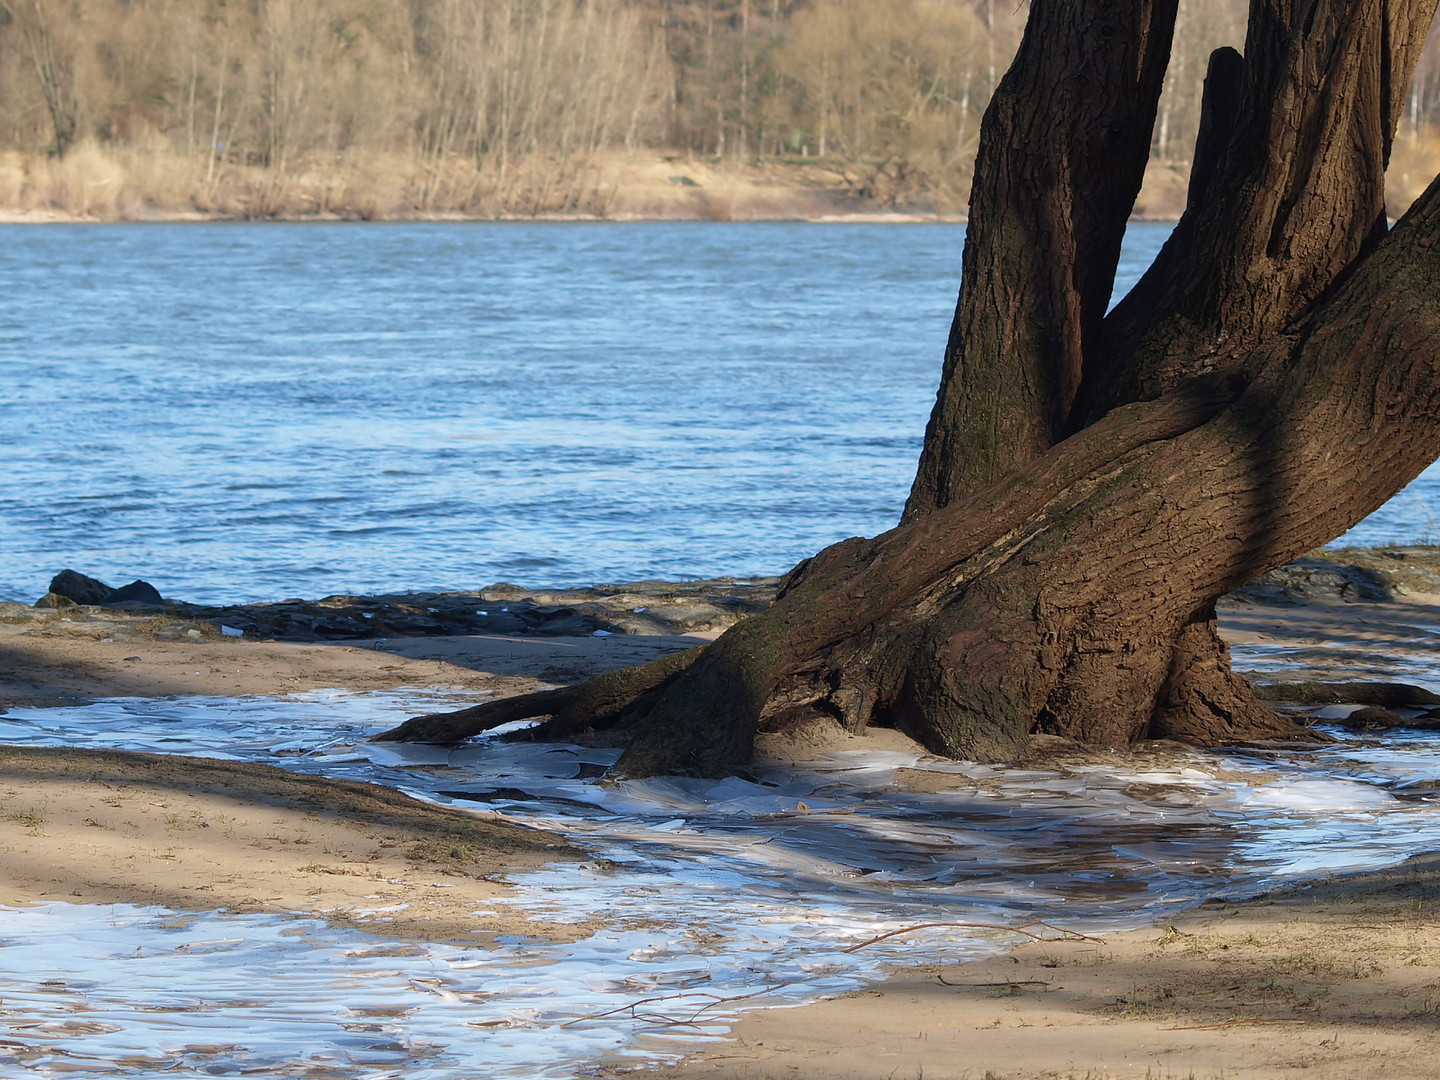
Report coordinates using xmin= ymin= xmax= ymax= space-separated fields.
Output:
xmin=934 ymin=975 xmax=1054 ymax=989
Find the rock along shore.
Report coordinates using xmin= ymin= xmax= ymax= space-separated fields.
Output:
xmin=4 ymin=571 xmax=782 ymax=644
xmin=6 ymin=545 xmax=1440 ymax=648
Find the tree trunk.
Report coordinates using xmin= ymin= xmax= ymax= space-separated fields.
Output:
xmin=2 ymin=1 xmax=81 ymax=158
xmin=379 ymin=0 xmax=1440 ymax=778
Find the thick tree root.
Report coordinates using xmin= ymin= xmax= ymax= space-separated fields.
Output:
xmin=372 ymin=645 xmax=705 ymax=744
xmin=373 ymin=687 xmax=570 ymax=744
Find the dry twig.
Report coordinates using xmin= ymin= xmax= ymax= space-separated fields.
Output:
xmin=560 ymin=918 xmax=1101 ymax=1030
xmin=1162 ymin=1017 xmax=1307 ymax=1031
xmin=934 ymin=975 xmax=1054 ymax=990
xmin=841 ymin=919 xmax=1105 ymax=953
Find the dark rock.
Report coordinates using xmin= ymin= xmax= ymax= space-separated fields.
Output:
xmin=1253 ymin=680 xmax=1440 ymax=707
xmin=1320 ymin=546 xmax=1440 ymax=594
xmin=103 ymin=580 xmax=165 ymax=607
xmin=15 ymin=576 xmax=780 ymax=643
xmin=312 ymin=617 xmax=374 ymax=639
xmin=1238 ymin=558 xmax=1394 ymax=604
xmin=152 ymin=623 xmax=210 ymax=641
xmin=1337 ymin=705 xmax=1411 ymax=730
xmin=49 ymin=569 xmax=114 ymax=606
xmin=42 ymin=570 xmax=165 ymax=609
xmin=527 ymin=607 xmax=606 ymax=636
xmin=1326 ymin=705 xmax=1440 ymax=733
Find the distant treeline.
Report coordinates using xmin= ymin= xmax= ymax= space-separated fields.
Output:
xmin=0 ymin=0 xmax=1436 ymax=218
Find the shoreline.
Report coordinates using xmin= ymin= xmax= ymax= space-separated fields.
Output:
xmin=5 ymin=553 xmax=1440 ymax=1076
xmin=0 ymin=210 xmax=1195 ymax=226
xmin=0 ymin=151 xmax=1192 ymax=225
xmin=8 ymin=545 xmax=1440 ymax=709
xmin=0 ymin=207 xmax=973 ymax=225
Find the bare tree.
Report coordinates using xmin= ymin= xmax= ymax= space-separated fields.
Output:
xmin=0 ymin=0 xmax=80 ymax=156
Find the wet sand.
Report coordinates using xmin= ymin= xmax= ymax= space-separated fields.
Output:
xmin=4 ymin=585 xmax=1440 ymax=1076
xmin=598 ymin=590 xmax=1440 ymax=1079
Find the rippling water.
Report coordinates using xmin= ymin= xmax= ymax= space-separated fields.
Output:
xmin=1 ymin=222 xmax=1435 ymax=606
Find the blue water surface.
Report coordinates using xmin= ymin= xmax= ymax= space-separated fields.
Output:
xmin=1 ymin=221 xmax=1432 ymax=605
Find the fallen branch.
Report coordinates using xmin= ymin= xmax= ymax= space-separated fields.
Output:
xmin=559 ymin=986 xmax=774 ymax=1029
xmin=559 ymin=918 xmax=1102 ymax=1031
xmin=935 ymin=975 xmax=1055 ymax=990
xmin=841 ymin=919 xmax=1105 ymax=953
xmin=1162 ymin=1016 xmax=1307 ymax=1030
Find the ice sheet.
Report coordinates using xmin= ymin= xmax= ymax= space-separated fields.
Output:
xmin=2 ymin=688 xmax=1439 ymax=1076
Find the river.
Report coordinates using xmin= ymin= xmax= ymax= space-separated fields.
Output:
xmin=3 ymin=222 xmax=1433 ymax=606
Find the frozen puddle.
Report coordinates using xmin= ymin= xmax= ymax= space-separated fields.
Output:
xmin=2 ymin=690 xmax=1440 ymax=1077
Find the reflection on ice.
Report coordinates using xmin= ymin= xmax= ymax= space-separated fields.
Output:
xmin=1238 ymin=777 xmax=1396 ymax=810
xmin=0 ymin=903 xmax=748 ymax=1078
xmin=2 ymin=688 xmax=1440 ymax=1076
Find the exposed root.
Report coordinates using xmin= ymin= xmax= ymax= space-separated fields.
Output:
xmin=372 ymin=645 xmax=706 ymax=744
xmin=372 ymin=687 xmax=571 ymax=744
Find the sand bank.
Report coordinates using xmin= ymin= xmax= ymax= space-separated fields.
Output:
xmin=0 ymin=607 xmax=709 ymax=944
xmin=0 ymin=744 xmax=589 ymax=946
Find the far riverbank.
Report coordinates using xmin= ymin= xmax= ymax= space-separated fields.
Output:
xmin=0 ymin=148 xmax=1193 ymax=224
xmin=5 ymin=138 xmax=1438 ymax=224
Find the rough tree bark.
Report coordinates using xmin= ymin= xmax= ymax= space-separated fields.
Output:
xmin=379 ymin=0 xmax=1440 ymax=777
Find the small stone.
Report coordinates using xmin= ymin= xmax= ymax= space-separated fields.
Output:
xmin=1340 ymin=705 xmax=1410 ymax=730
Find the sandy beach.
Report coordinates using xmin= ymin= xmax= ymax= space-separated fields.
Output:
xmin=4 ymin=564 xmax=1440 ymax=1077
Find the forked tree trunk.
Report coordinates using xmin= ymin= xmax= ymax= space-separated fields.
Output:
xmin=379 ymin=0 xmax=1440 ymax=777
